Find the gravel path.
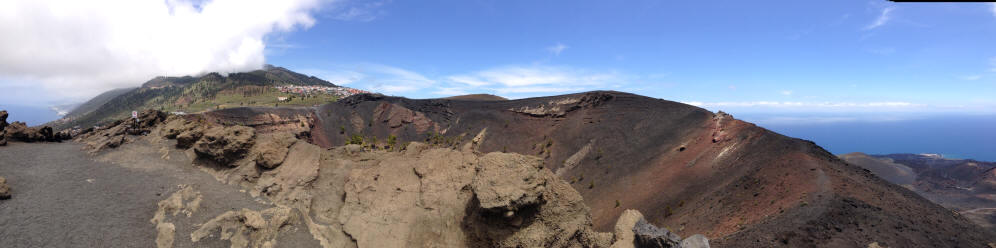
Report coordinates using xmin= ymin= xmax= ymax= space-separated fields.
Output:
xmin=0 ymin=141 xmax=317 ymax=248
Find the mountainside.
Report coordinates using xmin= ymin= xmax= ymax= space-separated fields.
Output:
xmin=59 ymin=87 xmax=136 ymax=120
xmin=48 ymin=65 xmax=364 ymax=130
xmin=196 ymin=91 xmax=995 ymax=247
xmin=842 ymin=153 xmax=996 ymax=232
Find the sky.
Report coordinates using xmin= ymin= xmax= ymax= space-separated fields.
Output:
xmin=1 ymin=0 xmax=995 ymax=119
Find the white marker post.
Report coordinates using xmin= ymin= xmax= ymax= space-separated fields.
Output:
xmin=132 ymin=111 xmax=138 ymax=120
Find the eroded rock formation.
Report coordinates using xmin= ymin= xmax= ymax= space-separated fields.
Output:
xmin=80 ymin=111 xmax=711 ymax=248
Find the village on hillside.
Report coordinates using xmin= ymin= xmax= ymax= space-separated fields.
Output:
xmin=274 ymin=85 xmax=369 ymax=99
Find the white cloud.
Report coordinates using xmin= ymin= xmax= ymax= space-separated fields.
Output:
xmin=447 ymin=75 xmax=492 ymax=86
xmin=0 ymin=0 xmax=332 ymax=101
xmin=991 ymin=3 xmax=996 ymax=18
xmin=547 ymin=43 xmax=568 ymax=56
xmin=990 ymin=57 xmax=996 ymax=72
xmin=864 ymin=6 xmax=894 ymax=30
xmin=445 ymin=65 xmax=619 ymax=97
xmin=780 ymin=90 xmax=793 ymax=96
xmin=297 ymin=68 xmax=365 ymax=85
xmin=348 ymin=64 xmax=435 ymax=95
xmin=328 ymin=0 xmax=388 ymax=22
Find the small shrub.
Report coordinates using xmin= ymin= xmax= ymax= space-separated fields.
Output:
xmin=588 ymin=181 xmax=595 ymax=189
xmin=615 ymin=200 xmax=621 ymax=208
xmin=347 ymin=134 xmax=364 ymax=145
xmin=339 ymin=125 xmax=346 ymax=134
xmin=387 ymin=135 xmax=397 ymax=149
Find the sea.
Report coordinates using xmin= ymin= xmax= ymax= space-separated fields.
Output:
xmin=738 ymin=113 xmax=996 ymax=162
xmin=0 ymin=104 xmax=65 ymax=126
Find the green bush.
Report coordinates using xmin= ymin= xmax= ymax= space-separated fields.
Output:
xmin=346 ymin=134 xmax=364 ymax=145
xmin=388 ymin=135 xmax=397 ymax=149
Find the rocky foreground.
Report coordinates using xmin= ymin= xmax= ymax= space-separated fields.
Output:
xmin=64 ymin=110 xmax=710 ymax=248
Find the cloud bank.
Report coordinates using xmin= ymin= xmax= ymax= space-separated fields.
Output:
xmin=0 ymin=0 xmax=328 ymax=101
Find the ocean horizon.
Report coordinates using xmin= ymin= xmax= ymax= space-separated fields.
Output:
xmin=741 ymin=113 xmax=996 ymax=162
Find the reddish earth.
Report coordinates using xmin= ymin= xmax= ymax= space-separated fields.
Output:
xmin=202 ymin=91 xmax=995 ymax=247
xmin=842 ymin=153 xmax=996 ymax=233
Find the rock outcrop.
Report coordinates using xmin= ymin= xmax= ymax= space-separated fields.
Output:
xmin=0 ymin=110 xmax=7 ymax=146
xmin=192 ymin=126 xmax=255 ymax=166
xmin=0 ymin=110 xmax=76 ymax=145
xmin=251 ymin=132 xmax=297 ymax=169
xmin=609 ymin=209 xmax=706 ymax=248
xmin=76 ymin=110 xmax=169 ymax=153
xmin=0 ymin=176 xmax=10 ymax=200
xmin=79 ymin=109 xmax=712 ymax=248
xmin=633 ymin=218 xmax=682 ymax=248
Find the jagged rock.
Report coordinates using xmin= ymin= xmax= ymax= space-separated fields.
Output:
xmin=175 ymin=129 xmax=204 ymax=149
xmin=251 ymin=132 xmax=298 ymax=169
xmin=193 ymin=126 xmax=255 ymax=166
xmin=609 ymin=209 xmax=703 ymax=248
xmin=465 ymin=152 xmax=611 ymax=248
xmin=681 ymin=234 xmax=710 ymax=248
xmin=633 ymin=218 xmax=682 ymax=248
xmin=610 ymin=210 xmax=645 ymax=248
xmin=471 ymin=153 xmax=547 ymax=211
xmin=190 ymin=206 xmax=298 ymax=248
xmin=5 ymin=122 xmax=36 ymax=141
xmin=3 ymin=122 xmax=67 ymax=143
xmin=0 ymin=110 xmax=8 ymax=132
xmin=0 ymin=110 xmax=7 ymax=146
xmin=0 ymin=176 xmax=10 ymax=200
xmin=160 ymin=116 xmax=200 ymax=139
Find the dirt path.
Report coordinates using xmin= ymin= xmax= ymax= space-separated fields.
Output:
xmin=0 ymin=141 xmax=317 ymax=248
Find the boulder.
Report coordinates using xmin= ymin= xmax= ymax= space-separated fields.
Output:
xmin=193 ymin=126 xmax=255 ymax=166
xmin=0 ymin=176 xmax=10 ymax=200
xmin=632 ymin=218 xmax=682 ymax=248
xmin=5 ymin=122 xmax=39 ymax=141
xmin=175 ymin=129 xmax=204 ymax=149
xmin=471 ymin=152 xmax=547 ymax=211
xmin=252 ymin=132 xmax=298 ymax=169
xmin=160 ymin=117 xmax=197 ymax=139
xmin=680 ymin=234 xmax=710 ymax=248
xmin=610 ymin=210 xmax=645 ymax=248
xmin=0 ymin=110 xmax=8 ymax=130
xmin=2 ymin=120 xmax=68 ymax=143
xmin=1 ymin=130 xmax=6 ymax=146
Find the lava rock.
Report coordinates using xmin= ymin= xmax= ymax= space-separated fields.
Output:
xmin=0 ymin=110 xmax=8 ymax=130
xmin=471 ymin=153 xmax=547 ymax=211
xmin=252 ymin=132 xmax=298 ymax=169
xmin=0 ymin=176 xmax=10 ymax=200
xmin=193 ymin=126 xmax=255 ymax=166
xmin=633 ymin=218 xmax=682 ymax=248
xmin=175 ymin=129 xmax=204 ymax=149
xmin=680 ymin=234 xmax=710 ymax=248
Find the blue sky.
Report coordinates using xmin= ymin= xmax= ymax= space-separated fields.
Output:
xmin=1 ymin=0 xmax=995 ymax=117
xmin=271 ymin=0 xmax=996 ymax=114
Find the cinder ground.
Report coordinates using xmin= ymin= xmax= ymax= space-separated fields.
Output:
xmin=0 ymin=141 xmax=318 ymax=248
